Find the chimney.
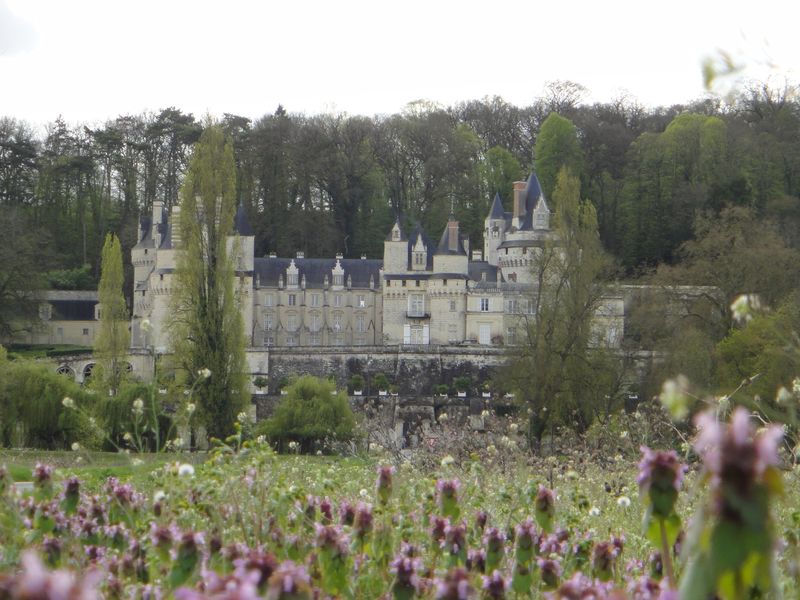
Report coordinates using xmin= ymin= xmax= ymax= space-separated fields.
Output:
xmin=335 ymin=252 xmax=343 ymax=260
xmin=361 ymin=254 xmax=367 ymax=260
xmin=448 ymin=218 xmax=459 ymax=252
xmin=472 ymin=250 xmax=483 ymax=261
xmin=152 ymin=200 xmax=164 ymax=246
xmin=512 ymin=181 xmax=526 ymax=221
xmin=296 ymin=251 xmax=305 ymax=259
xmin=170 ymin=205 xmax=181 ymax=248
xmin=268 ymin=252 xmax=277 ymax=259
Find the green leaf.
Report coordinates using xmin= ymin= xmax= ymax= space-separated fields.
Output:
xmin=644 ymin=510 xmax=681 ymax=548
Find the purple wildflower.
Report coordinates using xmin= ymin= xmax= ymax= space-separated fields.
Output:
xmin=265 ymin=560 xmax=312 ymax=600
xmin=376 ymin=464 xmax=395 ymax=505
xmin=435 ymin=567 xmax=474 ymax=599
xmin=538 ymin=557 xmax=563 ymax=590
xmin=482 ymin=570 xmax=507 ymax=599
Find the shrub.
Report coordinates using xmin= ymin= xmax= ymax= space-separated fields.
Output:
xmin=373 ymin=372 xmax=390 ymax=392
xmin=258 ymin=375 xmax=357 ymax=453
xmin=0 ymin=357 xmax=94 ymax=449
xmin=349 ymin=374 xmax=364 ymax=391
xmin=454 ymin=376 xmax=471 ymax=393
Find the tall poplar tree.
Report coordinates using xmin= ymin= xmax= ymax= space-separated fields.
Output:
xmin=93 ymin=233 xmax=130 ymax=395
xmin=169 ymin=124 xmax=248 ymax=440
xmin=504 ymin=168 xmax=619 ymax=446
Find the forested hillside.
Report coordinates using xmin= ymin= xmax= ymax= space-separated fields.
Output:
xmin=1 ymin=81 xmax=799 ymax=298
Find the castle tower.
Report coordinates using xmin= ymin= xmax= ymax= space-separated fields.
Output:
xmin=383 ymin=218 xmax=408 ymax=273
xmin=484 ymin=192 xmax=507 ymax=267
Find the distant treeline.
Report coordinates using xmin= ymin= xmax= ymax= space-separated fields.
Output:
xmin=1 ymin=81 xmax=799 ymax=286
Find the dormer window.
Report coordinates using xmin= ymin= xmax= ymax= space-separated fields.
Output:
xmin=414 ymin=252 xmax=425 ymax=265
xmin=286 ymin=259 xmax=300 ymax=288
xmin=333 ymin=273 xmax=344 ymax=287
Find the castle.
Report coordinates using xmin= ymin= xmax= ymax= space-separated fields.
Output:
xmin=129 ymin=172 xmax=624 ymax=353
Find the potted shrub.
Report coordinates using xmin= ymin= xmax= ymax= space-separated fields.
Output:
xmin=349 ymin=374 xmax=364 ymax=396
xmin=481 ymin=381 xmax=492 ymax=398
xmin=253 ymin=376 xmax=268 ymax=394
xmin=434 ymin=383 xmax=449 ymax=397
xmin=389 ymin=384 xmax=400 ymax=396
xmin=454 ymin=376 xmax=471 ymax=397
xmin=278 ymin=376 xmax=290 ymax=395
xmin=374 ymin=372 xmax=390 ymax=396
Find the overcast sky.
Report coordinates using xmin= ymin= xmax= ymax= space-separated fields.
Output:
xmin=1 ymin=0 xmax=797 ymax=130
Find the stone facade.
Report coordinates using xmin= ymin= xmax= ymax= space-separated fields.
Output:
xmin=130 ymin=172 xmax=625 ymax=353
xmin=22 ymin=290 xmax=100 ymax=347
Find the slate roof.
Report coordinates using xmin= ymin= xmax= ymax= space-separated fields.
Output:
xmin=488 ymin=193 xmax=506 ymax=219
xmin=435 ymin=224 xmax=468 ymax=256
xmin=468 ymin=262 xmax=502 ymax=285
xmin=50 ymin=299 xmax=97 ymax=321
xmin=254 ymin=257 xmax=382 ymax=289
xmin=234 ymin=204 xmax=254 ymax=236
xmin=497 ymin=239 xmax=549 ymax=249
xmin=134 ymin=216 xmax=155 ymax=249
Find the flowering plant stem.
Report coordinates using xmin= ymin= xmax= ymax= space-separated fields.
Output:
xmin=659 ymin=517 xmax=675 ymax=587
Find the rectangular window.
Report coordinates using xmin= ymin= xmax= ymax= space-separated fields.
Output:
xmin=82 ymin=328 xmax=89 ymax=336
xmin=334 ymin=294 xmax=342 ymax=308
xmin=355 ymin=335 xmax=365 ymax=346
xmin=310 ymin=293 xmax=320 ymax=307
xmin=39 ymin=304 xmax=51 ymax=320
xmin=310 ymin=333 xmax=321 ymax=346
xmin=334 ymin=334 xmax=344 ymax=346
xmin=286 ymin=335 xmax=297 ymax=346
xmin=264 ymin=335 xmax=274 ymax=346
xmin=309 ymin=313 xmax=320 ymax=332
xmin=401 ymin=280 xmax=406 ymax=287
xmin=287 ymin=315 xmax=298 ymax=331
xmin=506 ymin=299 xmax=519 ymax=314
xmin=448 ymin=323 xmax=457 ymax=342
xmin=287 ymin=273 xmax=298 ymax=287
xmin=480 ymin=298 xmax=489 ymax=312
xmin=356 ymin=314 xmax=365 ymax=333
xmin=409 ymin=294 xmax=425 ymax=316
xmin=288 ymin=294 xmax=296 ymax=306
xmin=357 ymin=295 xmax=366 ymax=308
xmin=332 ymin=312 xmax=343 ymax=331
xmin=333 ymin=273 xmax=344 ymax=287
xmin=264 ymin=294 xmax=273 ymax=307
xmin=449 ymin=300 xmax=456 ymax=312
xmin=507 ymin=327 xmax=517 ymax=345
xmin=415 ymin=280 xmax=420 ymax=287
xmin=264 ymin=314 xmax=274 ymax=330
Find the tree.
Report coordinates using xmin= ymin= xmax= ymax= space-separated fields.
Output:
xmin=169 ymin=124 xmax=249 ymax=441
xmin=93 ymin=233 xmax=130 ymax=395
xmin=656 ymin=205 xmax=800 ymax=333
xmin=503 ymin=168 xmax=617 ymax=446
xmin=258 ymin=375 xmax=357 ymax=454
xmin=715 ymin=294 xmax=800 ymax=405
xmin=534 ymin=113 xmax=584 ymax=202
xmin=0 ymin=208 xmax=50 ymax=342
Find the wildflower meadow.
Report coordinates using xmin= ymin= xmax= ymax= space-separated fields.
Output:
xmin=1 ymin=402 xmax=799 ymax=599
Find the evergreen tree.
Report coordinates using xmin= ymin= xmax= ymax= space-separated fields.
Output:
xmin=93 ymin=233 xmax=130 ymax=395
xmin=169 ymin=123 xmax=248 ymax=441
